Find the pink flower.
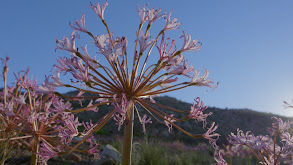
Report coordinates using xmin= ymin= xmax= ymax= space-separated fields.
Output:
xmin=36 ymin=75 xmax=56 ymax=94
xmin=189 ymin=97 xmax=212 ymax=128
xmin=141 ymin=114 xmax=152 ymax=133
xmin=87 ymin=143 xmax=100 ymax=159
xmin=50 ymin=72 xmax=64 ymax=87
xmin=91 ymin=1 xmax=108 ymax=20
xmin=14 ymin=94 xmax=26 ymax=105
xmin=112 ymin=93 xmax=129 ymax=115
xmin=56 ymin=31 xmax=79 ymax=53
xmin=73 ymin=91 xmax=85 ymax=106
xmin=68 ymin=59 xmax=91 ymax=82
xmin=212 ymin=150 xmax=227 ymax=165
xmin=164 ymin=114 xmax=176 ymax=133
xmin=113 ymin=114 xmax=126 ymax=131
xmin=15 ymin=67 xmax=37 ymax=89
xmin=270 ymin=116 xmax=292 ymax=134
xmin=190 ymin=69 xmax=215 ymax=89
xmin=54 ymin=57 xmax=69 ymax=72
xmin=202 ymin=122 xmax=220 ymax=148
xmin=158 ymin=76 xmax=178 ymax=88
xmin=137 ymin=3 xmax=148 ymax=24
xmin=137 ymin=31 xmax=155 ymax=53
xmin=38 ymin=142 xmax=59 ymax=164
xmin=85 ymin=100 xmax=99 ymax=112
xmin=58 ymin=114 xmax=81 ymax=144
xmin=70 ymin=13 xmax=87 ymax=33
xmin=52 ymin=98 xmax=72 ymax=113
xmin=95 ymin=94 xmax=110 ymax=105
xmin=163 ymin=10 xmax=181 ymax=31
xmin=168 ymin=60 xmax=194 ymax=78
xmin=94 ymin=34 xmax=109 ymax=51
xmin=146 ymin=7 xmax=164 ymax=25
xmin=156 ymin=33 xmax=176 ymax=62
xmin=180 ymin=31 xmax=201 ymax=52
xmin=116 ymin=36 xmax=128 ymax=55
xmin=228 ymin=129 xmax=255 ymax=146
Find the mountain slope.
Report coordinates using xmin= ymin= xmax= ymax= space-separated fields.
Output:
xmin=64 ymin=90 xmax=293 ymax=145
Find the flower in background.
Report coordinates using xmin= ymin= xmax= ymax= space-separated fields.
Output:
xmin=228 ymin=117 xmax=293 ymax=165
xmin=0 ymin=59 xmax=97 ymax=164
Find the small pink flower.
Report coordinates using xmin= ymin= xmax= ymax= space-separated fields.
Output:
xmin=52 ymin=98 xmax=72 ymax=113
xmin=159 ymin=76 xmax=178 ymax=88
xmin=36 ymin=75 xmax=56 ymax=94
xmin=141 ymin=114 xmax=152 ymax=133
xmin=59 ymin=114 xmax=81 ymax=144
xmin=212 ymin=150 xmax=227 ymax=165
xmin=113 ymin=114 xmax=126 ymax=131
xmin=190 ymin=69 xmax=215 ymax=89
xmin=164 ymin=114 xmax=176 ymax=133
xmin=156 ymin=33 xmax=177 ymax=62
xmin=91 ymin=1 xmax=108 ymax=20
xmin=15 ymin=68 xmax=37 ymax=89
xmin=95 ymin=94 xmax=110 ymax=105
xmin=38 ymin=142 xmax=59 ymax=164
xmin=137 ymin=3 xmax=148 ymax=24
xmin=73 ymin=91 xmax=85 ymax=106
xmin=116 ymin=36 xmax=128 ymax=55
xmin=137 ymin=31 xmax=155 ymax=53
xmin=189 ymin=97 xmax=212 ymax=128
xmin=54 ymin=57 xmax=69 ymax=72
xmin=168 ymin=60 xmax=194 ymax=78
xmin=164 ymin=10 xmax=181 ymax=31
xmin=56 ymin=31 xmax=79 ymax=53
xmin=146 ymin=7 xmax=164 ymax=25
xmin=94 ymin=34 xmax=109 ymax=51
xmin=50 ymin=72 xmax=64 ymax=87
xmin=87 ymin=143 xmax=100 ymax=159
xmin=180 ymin=31 xmax=201 ymax=52
xmin=112 ymin=93 xmax=129 ymax=115
xmin=202 ymin=122 xmax=220 ymax=148
xmin=70 ymin=13 xmax=87 ymax=33
xmin=270 ymin=116 xmax=292 ymax=134
xmin=85 ymin=100 xmax=99 ymax=112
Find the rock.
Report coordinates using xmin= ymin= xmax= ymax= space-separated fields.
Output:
xmin=92 ymin=144 xmax=121 ymax=165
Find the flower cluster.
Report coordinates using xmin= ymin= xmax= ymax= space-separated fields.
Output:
xmin=0 ymin=58 xmax=99 ymax=164
xmin=228 ymin=117 xmax=293 ymax=165
xmin=38 ymin=1 xmax=223 ymax=164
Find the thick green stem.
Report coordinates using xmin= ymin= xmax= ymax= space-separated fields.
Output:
xmin=31 ymin=137 xmax=39 ymax=165
xmin=31 ymin=138 xmax=39 ymax=165
xmin=122 ymin=100 xmax=134 ymax=165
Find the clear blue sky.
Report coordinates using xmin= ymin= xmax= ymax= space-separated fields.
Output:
xmin=1 ymin=0 xmax=293 ymax=117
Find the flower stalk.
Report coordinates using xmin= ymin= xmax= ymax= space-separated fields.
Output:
xmin=122 ymin=100 xmax=134 ymax=165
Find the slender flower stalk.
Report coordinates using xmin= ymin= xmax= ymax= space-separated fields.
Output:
xmin=43 ymin=2 xmax=222 ymax=164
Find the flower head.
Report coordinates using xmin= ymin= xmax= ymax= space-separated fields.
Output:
xmin=91 ymin=1 xmax=108 ymax=20
xmin=43 ymin=2 xmax=219 ymax=161
xmin=70 ymin=13 xmax=87 ymax=33
xmin=164 ymin=10 xmax=181 ymax=31
xmin=180 ymin=31 xmax=201 ymax=52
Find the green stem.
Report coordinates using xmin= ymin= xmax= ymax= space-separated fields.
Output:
xmin=31 ymin=138 xmax=39 ymax=165
xmin=122 ymin=100 xmax=134 ymax=165
xmin=247 ymin=155 xmax=251 ymax=165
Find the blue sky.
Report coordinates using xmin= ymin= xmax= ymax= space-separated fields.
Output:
xmin=1 ymin=0 xmax=293 ymax=117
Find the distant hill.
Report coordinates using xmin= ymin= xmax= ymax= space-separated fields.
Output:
xmin=64 ymin=90 xmax=293 ymax=145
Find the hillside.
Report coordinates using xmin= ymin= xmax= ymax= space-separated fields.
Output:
xmin=64 ymin=91 xmax=293 ymax=145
